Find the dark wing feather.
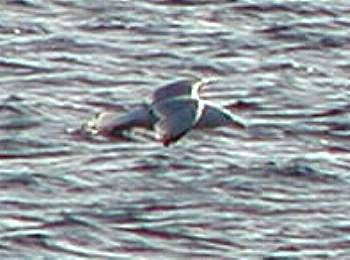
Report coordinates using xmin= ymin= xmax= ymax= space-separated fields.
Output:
xmin=152 ymin=80 xmax=195 ymax=103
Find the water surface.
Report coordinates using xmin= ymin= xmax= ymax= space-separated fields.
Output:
xmin=1 ymin=0 xmax=350 ymax=259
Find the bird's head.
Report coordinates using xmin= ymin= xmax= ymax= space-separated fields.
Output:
xmin=192 ymin=77 xmax=219 ymax=96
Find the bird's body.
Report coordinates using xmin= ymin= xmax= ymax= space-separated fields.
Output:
xmin=85 ymin=78 xmax=247 ymax=146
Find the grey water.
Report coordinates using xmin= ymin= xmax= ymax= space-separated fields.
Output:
xmin=1 ymin=0 xmax=350 ymax=259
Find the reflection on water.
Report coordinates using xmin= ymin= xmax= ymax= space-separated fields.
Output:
xmin=1 ymin=0 xmax=350 ymax=259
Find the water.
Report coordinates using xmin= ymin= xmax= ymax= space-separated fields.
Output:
xmin=1 ymin=0 xmax=350 ymax=259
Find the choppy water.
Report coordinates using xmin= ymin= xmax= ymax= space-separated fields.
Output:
xmin=1 ymin=0 xmax=350 ymax=259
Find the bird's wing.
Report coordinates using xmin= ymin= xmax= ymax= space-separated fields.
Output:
xmin=152 ymin=78 xmax=218 ymax=103
xmin=195 ymin=102 xmax=247 ymax=129
xmin=153 ymin=98 xmax=202 ymax=146
xmin=89 ymin=104 xmax=153 ymax=135
xmin=152 ymin=79 xmax=195 ymax=103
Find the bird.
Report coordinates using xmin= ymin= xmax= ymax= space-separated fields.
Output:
xmin=84 ymin=78 xmax=247 ymax=146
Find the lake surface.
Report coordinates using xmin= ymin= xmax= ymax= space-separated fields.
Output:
xmin=1 ymin=0 xmax=350 ymax=259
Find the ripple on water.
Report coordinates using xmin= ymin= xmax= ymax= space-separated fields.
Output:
xmin=1 ymin=0 xmax=350 ymax=259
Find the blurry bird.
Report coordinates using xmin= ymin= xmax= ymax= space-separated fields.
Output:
xmin=84 ymin=78 xmax=247 ymax=146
